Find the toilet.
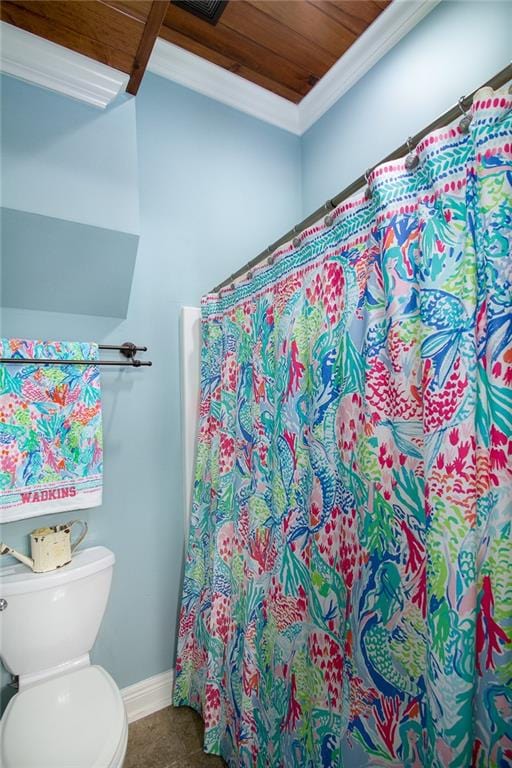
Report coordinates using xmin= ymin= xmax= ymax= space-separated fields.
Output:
xmin=0 ymin=546 xmax=128 ymax=768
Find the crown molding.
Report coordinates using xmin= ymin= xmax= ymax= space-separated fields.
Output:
xmin=0 ymin=22 xmax=129 ymax=109
xmin=149 ymin=0 xmax=440 ymax=135
xmin=0 ymin=0 xmax=440 ymax=123
xmin=149 ymin=37 xmax=301 ymax=134
xmin=298 ymin=0 xmax=442 ymax=133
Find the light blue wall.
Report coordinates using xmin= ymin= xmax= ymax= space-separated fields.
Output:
xmin=0 ymin=73 xmax=301 ymax=706
xmin=1 ymin=75 xmax=141 ymax=319
xmin=136 ymin=76 xmax=302 ymax=302
xmin=1 ymin=76 xmax=139 ymax=232
xmin=301 ymin=0 xmax=512 ymax=213
xmin=1 ymin=207 xmax=138 ymax=317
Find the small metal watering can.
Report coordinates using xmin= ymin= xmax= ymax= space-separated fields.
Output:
xmin=0 ymin=520 xmax=88 ymax=572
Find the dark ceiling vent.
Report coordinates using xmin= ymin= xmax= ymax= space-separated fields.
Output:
xmin=172 ymin=0 xmax=228 ymax=25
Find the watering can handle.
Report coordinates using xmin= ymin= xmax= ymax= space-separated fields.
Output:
xmin=69 ymin=521 xmax=88 ymax=552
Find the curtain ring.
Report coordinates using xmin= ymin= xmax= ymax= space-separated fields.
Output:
xmin=405 ymin=137 xmax=419 ymax=171
xmin=364 ymin=169 xmax=372 ymax=199
xmin=247 ymin=270 xmax=253 ymax=281
xmin=230 ymin=282 xmax=235 ymax=291
xmin=292 ymin=226 xmax=301 ymax=249
xmin=457 ymin=96 xmax=473 ymax=134
xmin=324 ymin=199 xmax=334 ymax=224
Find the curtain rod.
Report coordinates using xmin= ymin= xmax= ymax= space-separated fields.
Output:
xmin=213 ymin=62 xmax=512 ymax=293
xmin=0 ymin=341 xmax=153 ymax=367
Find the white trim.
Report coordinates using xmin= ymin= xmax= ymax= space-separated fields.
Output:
xmin=148 ymin=0 xmax=440 ymax=135
xmin=0 ymin=21 xmax=129 ymax=108
xmin=149 ymin=37 xmax=300 ymax=134
xmin=180 ymin=307 xmax=201 ymax=536
xmin=298 ymin=0 xmax=442 ymax=133
xmin=121 ymin=669 xmax=174 ymax=724
xmin=0 ymin=1 xmax=439 ymax=124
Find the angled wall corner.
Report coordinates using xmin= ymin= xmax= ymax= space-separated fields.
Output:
xmin=1 ymin=73 xmax=140 ymax=234
xmin=0 ymin=72 xmax=141 ymax=320
xmin=1 ymin=208 xmax=138 ymax=318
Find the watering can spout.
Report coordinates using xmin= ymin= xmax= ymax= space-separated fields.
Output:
xmin=0 ymin=542 xmax=35 ymax=570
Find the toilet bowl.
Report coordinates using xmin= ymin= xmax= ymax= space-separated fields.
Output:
xmin=0 ymin=546 xmax=127 ymax=768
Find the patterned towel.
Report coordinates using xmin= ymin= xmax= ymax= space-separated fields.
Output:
xmin=0 ymin=339 xmax=103 ymax=522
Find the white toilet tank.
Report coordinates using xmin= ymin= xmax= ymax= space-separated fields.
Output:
xmin=0 ymin=546 xmax=114 ymax=684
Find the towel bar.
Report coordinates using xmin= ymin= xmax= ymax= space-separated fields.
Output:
xmin=0 ymin=341 xmax=152 ymax=367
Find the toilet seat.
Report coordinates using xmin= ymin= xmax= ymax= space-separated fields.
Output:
xmin=0 ymin=665 xmax=128 ymax=768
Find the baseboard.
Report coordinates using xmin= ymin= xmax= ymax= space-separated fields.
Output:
xmin=121 ymin=669 xmax=174 ymax=724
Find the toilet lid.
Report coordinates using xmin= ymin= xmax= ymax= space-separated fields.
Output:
xmin=1 ymin=665 xmax=126 ymax=768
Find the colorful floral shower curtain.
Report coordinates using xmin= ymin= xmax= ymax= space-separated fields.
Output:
xmin=174 ymin=87 xmax=512 ymax=768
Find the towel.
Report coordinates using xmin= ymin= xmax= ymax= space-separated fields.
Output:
xmin=0 ymin=338 xmax=103 ymax=522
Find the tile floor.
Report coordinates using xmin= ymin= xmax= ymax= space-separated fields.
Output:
xmin=124 ymin=706 xmax=226 ymax=768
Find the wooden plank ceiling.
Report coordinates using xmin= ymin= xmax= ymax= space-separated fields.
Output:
xmin=0 ymin=1 xmax=168 ymax=93
xmin=0 ymin=0 xmax=390 ymax=101
xmin=161 ymin=1 xmax=390 ymax=102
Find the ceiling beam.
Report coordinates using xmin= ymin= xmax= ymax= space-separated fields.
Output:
xmin=127 ymin=0 xmax=168 ymax=95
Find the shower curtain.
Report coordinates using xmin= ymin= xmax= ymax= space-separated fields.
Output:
xmin=174 ymin=87 xmax=512 ymax=768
